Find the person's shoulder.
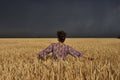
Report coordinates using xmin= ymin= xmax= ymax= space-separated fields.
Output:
xmin=63 ymin=44 xmax=70 ymax=48
xmin=65 ymin=44 xmax=72 ymax=48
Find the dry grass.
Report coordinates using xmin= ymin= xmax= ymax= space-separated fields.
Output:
xmin=0 ymin=38 xmax=120 ymax=80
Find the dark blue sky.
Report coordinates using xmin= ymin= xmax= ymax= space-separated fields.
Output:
xmin=0 ymin=0 xmax=120 ymax=37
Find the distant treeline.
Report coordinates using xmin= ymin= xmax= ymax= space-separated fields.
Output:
xmin=0 ymin=35 xmax=54 ymax=38
xmin=0 ymin=35 xmax=119 ymax=38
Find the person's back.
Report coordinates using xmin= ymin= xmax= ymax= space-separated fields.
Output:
xmin=39 ymin=42 xmax=83 ymax=60
xmin=52 ymin=42 xmax=69 ymax=59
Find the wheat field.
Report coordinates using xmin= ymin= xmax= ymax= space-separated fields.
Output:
xmin=0 ymin=38 xmax=120 ymax=80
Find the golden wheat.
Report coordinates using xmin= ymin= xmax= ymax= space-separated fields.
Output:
xmin=0 ymin=38 xmax=120 ymax=80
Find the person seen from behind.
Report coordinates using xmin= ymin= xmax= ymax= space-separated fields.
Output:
xmin=37 ymin=31 xmax=94 ymax=61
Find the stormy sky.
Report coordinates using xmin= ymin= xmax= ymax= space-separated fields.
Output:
xmin=0 ymin=0 xmax=120 ymax=37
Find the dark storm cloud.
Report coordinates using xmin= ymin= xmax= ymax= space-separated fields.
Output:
xmin=0 ymin=0 xmax=120 ymax=37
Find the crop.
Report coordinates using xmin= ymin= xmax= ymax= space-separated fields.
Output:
xmin=0 ymin=38 xmax=120 ymax=80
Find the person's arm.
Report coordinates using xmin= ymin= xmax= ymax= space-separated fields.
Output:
xmin=68 ymin=46 xmax=83 ymax=58
xmin=68 ymin=46 xmax=94 ymax=60
xmin=38 ymin=43 xmax=53 ymax=59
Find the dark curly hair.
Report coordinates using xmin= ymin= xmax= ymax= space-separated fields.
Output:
xmin=57 ymin=31 xmax=66 ymax=43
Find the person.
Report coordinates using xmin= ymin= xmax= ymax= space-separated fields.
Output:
xmin=37 ymin=31 xmax=94 ymax=60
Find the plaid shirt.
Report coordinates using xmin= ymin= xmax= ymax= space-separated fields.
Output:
xmin=38 ymin=42 xmax=83 ymax=60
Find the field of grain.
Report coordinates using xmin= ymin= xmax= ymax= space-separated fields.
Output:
xmin=0 ymin=38 xmax=120 ymax=80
